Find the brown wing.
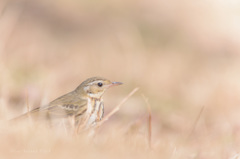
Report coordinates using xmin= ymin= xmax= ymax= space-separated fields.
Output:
xmin=11 ymin=91 xmax=87 ymax=121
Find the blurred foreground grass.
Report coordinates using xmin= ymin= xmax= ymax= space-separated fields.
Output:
xmin=1 ymin=0 xmax=240 ymax=158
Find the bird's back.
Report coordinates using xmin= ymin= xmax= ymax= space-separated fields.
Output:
xmin=10 ymin=91 xmax=88 ymax=126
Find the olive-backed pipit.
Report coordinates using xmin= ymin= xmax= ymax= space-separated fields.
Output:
xmin=12 ymin=77 xmax=122 ymax=131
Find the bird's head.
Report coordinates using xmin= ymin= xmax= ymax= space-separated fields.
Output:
xmin=75 ymin=77 xmax=122 ymax=99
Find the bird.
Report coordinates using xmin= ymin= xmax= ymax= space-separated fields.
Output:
xmin=12 ymin=77 xmax=122 ymax=132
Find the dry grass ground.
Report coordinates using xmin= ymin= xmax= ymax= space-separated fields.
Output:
xmin=1 ymin=0 xmax=240 ymax=158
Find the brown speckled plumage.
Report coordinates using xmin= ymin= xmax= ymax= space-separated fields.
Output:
xmin=12 ymin=77 xmax=122 ymax=130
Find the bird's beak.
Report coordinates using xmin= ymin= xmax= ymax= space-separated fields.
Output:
xmin=110 ymin=82 xmax=123 ymax=87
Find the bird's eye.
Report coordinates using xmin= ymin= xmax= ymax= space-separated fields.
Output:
xmin=98 ymin=82 xmax=103 ymax=87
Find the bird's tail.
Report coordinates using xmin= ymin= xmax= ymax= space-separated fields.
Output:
xmin=9 ymin=112 xmax=32 ymax=122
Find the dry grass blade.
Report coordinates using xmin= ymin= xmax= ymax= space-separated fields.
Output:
xmin=26 ymin=91 xmax=31 ymax=119
xmin=230 ymin=154 xmax=240 ymax=159
xmin=76 ymin=113 xmax=91 ymax=134
xmin=97 ymin=87 xmax=139 ymax=127
xmin=142 ymin=94 xmax=152 ymax=149
xmin=187 ymin=106 xmax=205 ymax=139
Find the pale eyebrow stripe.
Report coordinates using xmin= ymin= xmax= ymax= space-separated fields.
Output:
xmin=88 ymin=80 xmax=103 ymax=85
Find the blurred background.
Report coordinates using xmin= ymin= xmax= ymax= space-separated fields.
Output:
xmin=1 ymin=0 xmax=240 ymax=158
